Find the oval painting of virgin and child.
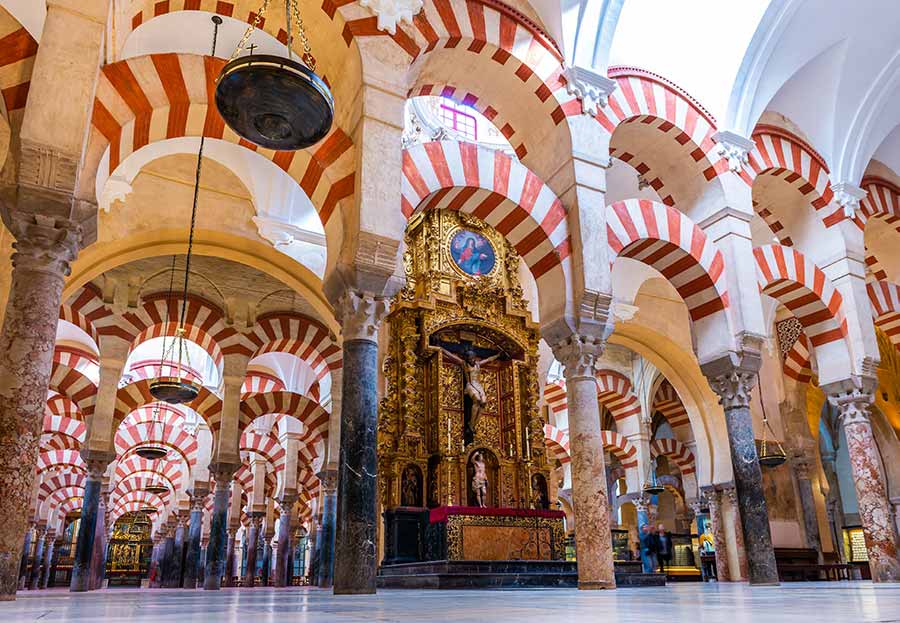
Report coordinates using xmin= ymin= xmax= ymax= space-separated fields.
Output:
xmin=450 ymin=229 xmax=496 ymax=276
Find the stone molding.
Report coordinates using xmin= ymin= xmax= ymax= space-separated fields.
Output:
xmin=335 ymin=289 xmax=390 ymax=342
xmin=358 ymin=0 xmax=423 ymax=35
xmin=551 ymin=333 xmax=606 ymax=380
xmin=563 ymin=65 xmax=617 ymax=117
xmin=831 ymin=182 xmax=867 ymax=219
xmin=712 ymin=130 xmax=755 ymax=173
xmin=9 ymin=213 xmax=81 ymax=277
xmin=707 ymin=369 xmax=757 ymax=410
xmin=827 ymin=387 xmax=875 ymax=427
xmin=18 ymin=140 xmax=79 ymax=196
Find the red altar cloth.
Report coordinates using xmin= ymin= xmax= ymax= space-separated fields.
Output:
xmin=429 ymin=505 xmax=565 ymax=524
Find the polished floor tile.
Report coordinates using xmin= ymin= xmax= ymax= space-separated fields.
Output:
xmin=2 ymin=582 xmax=898 ymax=623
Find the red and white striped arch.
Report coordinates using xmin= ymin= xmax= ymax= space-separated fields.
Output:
xmin=543 ymin=424 xmax=570 ymax=465
xmin=753 ymin=245 xmax=847 ymax=348
xmin=240 ymin=430 xmax=286 ymax=471
xmin=243 ymin=371 xmax=286 ymax=396
xmin=246 ymin=312 xmax=342 ymax=379
xmin=40 ymin=431 xmax=81 ymax=452
xmin=595 ymin=370 xmax=641 ymax=424
xmin=115 ymin=421 xmax=199 ymax=467
xmin=0 ymin=6 xmax=37 ymax=117
xmin=233 ymin=462 xmax=278 ymax=500
xmin=44 ymin=487 xmax=86 ymax=515
xmin=114 ymin=379 xmax=223 ymax=431
xmin=121 ymin=404 xmax=191 ymax=429
xmin=600 ymin=430 xmax=638 ymax=469
xmin=42 ymin=414 xmax=87 ymax=445
xmin=37 ymin=449 xmax=85 ymax=474
xmin=110 ymin=490 xmax=168 ymax=516
xmin=598 ymin=67 xmax=721 ymax=180
xmin=747 ymin=126 xmax=839 ymax=228
xmin=114 ymin=456 xmax=184 ymax=493
xmin=859 ymin=176 xmax=900 ymax=232
xmin=402 ymin=140 xmax=570 ymax=292
xmin=609 ymin=149 xmax=675 ymax=207
xmin=38 ymin=472 xmax=86 ymax=507
xmin=49 ymin=353 xmax=98 ymax=418
xmin=543 ymin=379 xmax=567 ymax=419
xmin=783 ymin=333 xmax=813 ymax=383
xmin=110 ymin=477 xmax=173 ymax=508
xmin=607 ymin=198 xmax=729 ymax=323
xmin=88 ymin=53 xmax=354 ymax=225
xmin=868 ymin=280 xmax=900 ymax=349
xmin=46 ymin=393 xmax=82 ymax=420
xmin=652 ymin=380 xmax=690 ymax=430
xmin=239 ymin=391 xmax=329 ymax=441
xmin=650 ymin=438 xmax=695 ymax=475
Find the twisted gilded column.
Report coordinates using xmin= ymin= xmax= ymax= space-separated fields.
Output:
xmin=704 ymin=356 xmax=778 ymax=585
xmin=0 ymin=217 xmax=81 ymax=599
xmin=317 ymin=469 xmax=338 ymax=588
xmin=274 ymin=493 xmax=296 ymax=587
xmin=551 ymin=334 xmax=616 ymax=589
xmin=826 ymin=384 xmax=900 ymax=582
xmin=204 ymin=464 xmax=238 ymax=590
xmin=333 ymin=291 xmax=389 ymax=595
xmin=183 ymin=489 xmax=207 ymax=588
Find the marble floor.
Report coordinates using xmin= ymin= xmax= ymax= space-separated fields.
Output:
xmin=2 ymin=582 xmax=898 ymax=623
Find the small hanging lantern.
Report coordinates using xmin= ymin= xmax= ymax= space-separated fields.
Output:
xmin=642 ymin=457 xmax=665 ymax=496
xmin=135 ymin=404 xmax=169 ymax=461
xmin=757 ymin=373 xmax=787 ymax=467
xmin=215 ymin=1 xmax=334 ymax=150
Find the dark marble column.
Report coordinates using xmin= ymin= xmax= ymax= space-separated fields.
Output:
xmin=705 ymin=362 xmax=779 ymax=585
xmin=160 ymin=532 xmax=175 ymax=587
xmin=17 ymin=524 xmax=34 ymax=590
xmin=165 ymin=516 xmax=185 ymax=588
xmin=0 ymin=217 xmax=81 ymax=600
xmin=308 ymin=522 xmax=320 ymax=585
xmin=274 ymin=494 xmax=296 ymax=587
xmin=792 ymin=458 xmax=822 ymax=556
xmin=40 ymin=536 xmax=56 ymax=589
xmin=89 ymin=497 xmax=109 ymax=590
xmin=70 ymin=458 xmax=111 ymax=592
xmin=827 ymin=385 xmax=900 ymax=582
xmin=183 ymin=491 xmax=207 ymax=588
xmin=27 ymin=526 xmax=47 ymax=590
xmin=243 ymin=514 xmax=262 ymax=587
xmin=148 ymin=537 xmax=162 ymax=588
xmin=261 ymin=534 xmax=272 ymax=587
xmin=334 ymin=340 xmax=379 ymax=594
xmin=199 ymin=539 xmax=208 ymax=586
xmin=317 ymin=470 xmax=338 ymax=588
xmin=223 ymin=530 xmax=236 ymax=587
xmin=204 ymin=465 xmax=236 ymax=590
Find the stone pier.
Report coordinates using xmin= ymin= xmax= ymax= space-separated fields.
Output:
xmin=317 ymin=469 xmax=338 ymax=588
xmin=204 ymin=464 xmax=237 ymax=590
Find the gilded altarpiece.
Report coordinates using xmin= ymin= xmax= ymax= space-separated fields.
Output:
xmin=379 ymin=210 xmax=551 ymax=513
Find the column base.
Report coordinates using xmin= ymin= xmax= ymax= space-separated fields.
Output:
xmin=333 ymin=586 xmax=376 ymax=595
xmin=578 ymin=580 xmax=616 ymax=590
xmin=748 ymin=579 xmax=780 ymax=587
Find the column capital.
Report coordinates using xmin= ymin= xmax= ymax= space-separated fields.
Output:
xmin=277 ymin=491 xmax=298 ymax=512
xmin=563 ymin=65 xmax=618 ymax=117
xmin=633 ymin=496 xmax=648 ymax=513
xmin=550 ymin=333 xmax=606 ymax=380
xmin=317 ymin=469 xmax=339 ymax=493
xmin=720 ymin=483 xmax=739 ymax=507
xmin=712 ymin=130 xmax=755 ymax=174
xmin=334 ymin=290 xmax=390 ymax=342
xmin=80 ymin=449 xmax=115 ymax=479
xmin=688 ymin=499 xmax=704 ymax=516
xmin=7 ymin=212 xmax=82 ymax=277
xmin=823 ymin=376 xmax=877 ymax=428
xmin=700 ymin=485 xmax=719 ymax=505
xmin=208 ymin=461 xmax=240 ymax=486
xmin=791 ymin=457 xmax=814 ymax=480
xmin=189 ymin=488 xmax=210 ymax=510
xmin=830 ymin=182 xmax=867 ymax=219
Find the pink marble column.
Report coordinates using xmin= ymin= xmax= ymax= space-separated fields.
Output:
xmin=702 ymin=487 xmax=730 ymax=582
xmin=552 ymin=335 xmax=616 ymax=590
xmin=723 ymin=485 xmax=749 ymax=581
xmin=0 ymin=216 xmax=81 ymax=600
xmin=827 ymin=386 xmax=900 ymax=582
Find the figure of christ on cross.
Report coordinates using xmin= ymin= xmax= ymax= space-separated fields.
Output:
xmin=437 ymin=344 xmax=505 ymax=441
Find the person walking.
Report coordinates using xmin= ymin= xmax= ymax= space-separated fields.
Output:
xmin=639 ymin=524 xmax=659 ymax=574
xmin=657 ymin=524 xmax=673 ymax=574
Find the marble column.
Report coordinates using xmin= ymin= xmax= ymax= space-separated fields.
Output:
xmin=705 ymin=362 xmax=779 ymax=585
xmin=17 ymin=524 xmax=34 ymax=590
xmin=827 ymin=385 xmax=900 ymax=582
xmin=333 ymin=292 xmax=389 ymax=595
xmin=204 ymin=465 xmax=237 ymax=590
xmin=183 ymin=491 xmax=206 ymax=588
xmin=243 ymin=514 xmax=262 ymax=587
xmin=165 ymin=516 xmax=185 ymax=588
xmin=308 ymin=520 xmax=320 ymax=585
xmin=634 ymin=497 xmax=650 ymax=532
xmin=199 ymin=538 xmax=208 ymax=586
xmin=0 ymin=218 xmax=81 ymax=599
xmin=89 ymin=497 xmax=109 ymax=591
xmin=792 ymin=458 xmax=822 ymax=555
xmin=553 ymin=335 xmax=616 ymax=589
xmin=27 ymin=526 xmax=47 ymax=590
xmin=274 ymin=494 xmax=296 ymax=587
xmin=160 ymin=532 xmax=175 ymax=587
xmin=70 ymin=458 xmax=111 ymax=592
xmin=723 ymin=485 xmax=749 ymax=580
xmin=702 ymin=487 xmax=731 ymax=582
xmin=260 ymin=534 xmax=272 ymax=587
xmin=223 ymin=530 xmax=236 ymax=587
xmin=40 ymin=536 xmax=56 ymax=589
xmin=148 ymin=537 xmax=162 ymax=588
xmin=317 ymin=470 xmax=338 ymax=588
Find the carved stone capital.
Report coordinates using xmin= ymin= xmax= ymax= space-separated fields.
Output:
xmin=688 ymin=499 xmax=704 ymax=516
xmin=278 ymin=491 xmax=298 ymax=512
xmin=563 ymin=66 xmax=617 ymax=117
xmin=80 ymin=449 xmax=115 ymax=480
xmin=712 ymin=131 xmax=755 ymax=173
xmin=9 ymin=213 xmax=81 ymax=277
xmin=791 ymin=457 xmax=813 ymax=480
xmin=827 ymin=387 xmax=874 ymax=428
xmin=701 ymin=341 xmax=763 ymax=411
xmin=707 ymin=368 xmax=756 ymax=410
xmin=700 ymin=485 xmax=719 ymax=506
xmin=189 ymin=488 xmax=209 ymax=511
xmin=317 ymin=468 xmax=339 ymax=494
xmin=335 ymin=290 xmax=390 ymax=342
xmin=720 ymin=483 xmax=738 ymax=507
xmin=831 ymin=182 xmax=867 ymax=219
xmin=550 ymin=333 xmax=606 ymax=380
xmin=208 ymin=461 xmax=240 ymax=487
xmin=358 ymin=0 xmax=423 ymax=35
xmin=633 ymin=497 xmax=648 ymax=513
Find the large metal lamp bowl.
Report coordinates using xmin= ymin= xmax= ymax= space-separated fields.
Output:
xmin=758 ymin=449 xmax=787 ymax=468
xmin=135 ymin=445 xmax=169 ymax=461
xmin=642 ymin=483 xmax=665 ymax=496
xmin=215 ymin=54 xmax=333 ymax=151
xmin=149 ymin=377 xmax=201 ymax=405
xmin=143 ymin=483 xmax=169 ymax=495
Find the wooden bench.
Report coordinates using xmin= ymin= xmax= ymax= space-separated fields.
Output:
xmin=775 ymin=548 xmax=853 ymax=581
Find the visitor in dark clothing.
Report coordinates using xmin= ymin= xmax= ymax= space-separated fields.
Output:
xmin=657 ymin=524 xmax=673 ymax=573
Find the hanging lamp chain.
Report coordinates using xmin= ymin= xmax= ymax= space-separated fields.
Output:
xmin=228 ymin=0 xmax=270 ymax=63
xmin=756 ymin=373 xmax=786 ymax=458
xmin=289 ymin=0 xmax=316 ymax=70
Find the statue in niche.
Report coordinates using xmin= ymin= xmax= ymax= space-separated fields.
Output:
xmin=401 ymin=465 xmax=422 ymax=507
xmin=438 ymin=344 xmax=504 ymax=444
xmin=531 ymin=474 xmax=549 ymax=510
xmin=471 ymin=451 xmax=489 ymax=508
